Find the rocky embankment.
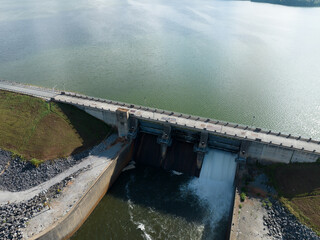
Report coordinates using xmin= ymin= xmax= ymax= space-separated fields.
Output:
xmin=0 ymin=148 xmax=92 ymax=239
xmin=263 ymin=198 xmax=319 ymax=240
xmin=235 ymin=168 xmax=319 ymax=240
xmin=0 ymin=167 xmax=88 ymax=240
xmin=0 ymin=149 xmax=89 ymax=191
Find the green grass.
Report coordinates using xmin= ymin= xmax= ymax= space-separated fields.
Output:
xmin=240 ymin=192 xmax=246 ymax=202
xmin=262 ymin=198 xmax=272 ymax=208
xmin=264 ymin=163 xmax=320 ymax=236
xmin=0 ymin=90 xmax=111 ymax=161
xmin=29 ymin=158 xmax=44 ymax=168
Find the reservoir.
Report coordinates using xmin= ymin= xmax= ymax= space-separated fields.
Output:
xmin=0 ymin=0 xmax=320 ymax=139
xmin=1 ymin=0 xmax=320 ymax=239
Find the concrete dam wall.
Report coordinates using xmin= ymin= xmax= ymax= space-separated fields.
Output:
xmin=1 ymin=80 xmax=319 ymax=166
xmin=53 ymin=92 xmax=319 ymax=166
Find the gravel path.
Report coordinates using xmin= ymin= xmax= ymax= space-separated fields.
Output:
xmin=0 ymin=167 xmax=88 ymax=240
xmin=236 ymin=195 xmax=273 ymax=240
xmin=0 ymin=134 xmax=119 ymax=204
xmin=0 ymin=134 xmax=124 ymax=239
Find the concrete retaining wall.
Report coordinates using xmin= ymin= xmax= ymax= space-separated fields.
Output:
xmin=32 ymin=143 xmax=133 ymax=240
xmin=103 ymin=110 xmax=117 ymax=126
xmin=64 ymin=102 xmax=320 ymax=165
xmin=73 ymin=105 xmax=118 ymax=127
xmin=227 ymin=164 xmax=239 ymax=240
xmin=67 ymin=102 xmax=320 ymax=165
xmin=242 ymin=141 xmax=319 ymax=164
xmin=290 ymin=151 xmax=319 ymax=163
xmin=83 ymin=108 xmax=104 ymax=122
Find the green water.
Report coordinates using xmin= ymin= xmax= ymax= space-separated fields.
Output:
xmin=0 ymin=0 xmax=320 ymax=138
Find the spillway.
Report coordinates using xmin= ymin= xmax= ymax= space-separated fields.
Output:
xmin=199 ymin=149 xmax=237 ymax=184
xmin=133 ymin=133 xmax=201 ymax=177
xmin=188 ymin=149 xmax=237 ymax=232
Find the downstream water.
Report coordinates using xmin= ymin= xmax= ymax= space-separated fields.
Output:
xmin=1 ymin=0 xmax=320 ymax=138
xmin=72 ymin=150 xmax=237 ymax=240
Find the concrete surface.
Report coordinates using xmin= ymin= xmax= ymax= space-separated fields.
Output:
xmin=236 ymin=197 xmax=273 ymax=240
xmin=55 ymin=94 xmax=320 ymax=157
xmin=0 ymin=81 xmax=58 ymax=99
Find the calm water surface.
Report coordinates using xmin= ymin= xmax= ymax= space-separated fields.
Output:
xmin=0 ymin=0 xmax=320 ymax=138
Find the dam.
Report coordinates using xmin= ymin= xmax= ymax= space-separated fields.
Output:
xmin=1 ymin=80 xmax=320 ymax=239
xmin=1 ymin=80 xmax=319 ymax=171
xmin=2 ymin=80 xmax=318 ymax=169
xmin=1 ymin=0 xmax=320 ymax=237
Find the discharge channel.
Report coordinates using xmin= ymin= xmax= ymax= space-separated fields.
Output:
xmin=72 ymin=149 xmax=237 ymax=239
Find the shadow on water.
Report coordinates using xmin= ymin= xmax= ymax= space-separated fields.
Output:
xmin=134 ymin=133 xmax=200 ymax=177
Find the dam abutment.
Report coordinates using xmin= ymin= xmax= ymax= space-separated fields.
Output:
xmin=31 ymin=143 xmax=134 ymax=240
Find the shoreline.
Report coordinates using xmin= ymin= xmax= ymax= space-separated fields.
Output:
xmin=250 ymin=0 xmax=320 ymax=7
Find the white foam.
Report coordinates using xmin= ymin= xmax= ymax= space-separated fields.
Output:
xmin=171 ymin=170 xmax=183 ymax=175
xmin=188 ymin=149 xmax=237 ymax=228
xmin=137 ymin=223 xmax=152 ymax=240
xmin=126 ymin=176 xmax=153 ymax=240
xmin=122 ymin=162 xmax=136 ymax=172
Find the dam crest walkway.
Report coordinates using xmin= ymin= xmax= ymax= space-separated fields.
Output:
xmin=1 ymin=80 xmax=320 ymax=155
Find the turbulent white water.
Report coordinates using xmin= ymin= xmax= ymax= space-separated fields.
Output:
xmin=188 ymin=149 xmax=237 ymax=229
xmin=107 ymin=149 xmax=238 ymax=240
xmin=73 ymin=148 xmax=238 ymax=240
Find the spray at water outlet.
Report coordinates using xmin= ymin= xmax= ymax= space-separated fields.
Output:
xmin=187 ymin=149 xmax=237 ymax=229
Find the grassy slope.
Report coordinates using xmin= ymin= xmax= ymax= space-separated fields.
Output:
xmin=265 ymin=163 xmax=320 ymax=235
xmin=0 ymin=90 xmax=111 ymax=161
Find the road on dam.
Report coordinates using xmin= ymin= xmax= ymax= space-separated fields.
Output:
xmin=1 ymin=80 xmax=319 ymax=155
